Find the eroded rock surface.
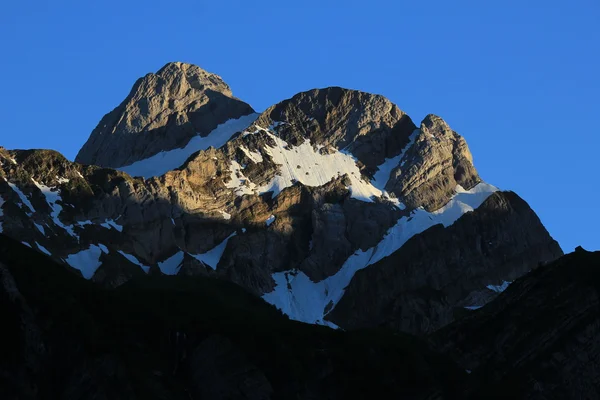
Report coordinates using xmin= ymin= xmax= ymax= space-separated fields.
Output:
xmin=76 ymin=62 xmax=254 ymax=168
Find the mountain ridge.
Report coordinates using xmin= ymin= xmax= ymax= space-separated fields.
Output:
xmin=0 ymin=61 xmax=562 ymax=338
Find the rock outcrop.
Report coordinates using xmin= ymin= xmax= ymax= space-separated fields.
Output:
xmin=254 ymin=87 xmax=417 ymax=174
xmin=76 ymin=62 xmax=255 ymax=168
xmin=386 ymin=114 xmax=480 ymax=211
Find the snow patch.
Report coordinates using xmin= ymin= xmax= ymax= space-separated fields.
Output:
xmin=118 ymin=251 xmax=151 ymax=273
xmin=240 ymin=146 xmax=264 ymax=163
xmin=219 ymin=210 xmax=232 ymax=220
xmin=190 ymin=233 xmax=235 ymax=270
xmin=225 ymin=160 xmax=256 ymax=196
xmin=34 ymin=223 xmax=46 ymax=235
xmin=254 ymin=135 xmax=385 ymax=201
xmin=119 ymin=114 xmax=258 ymax=178
xmin=158 ymin=251 xmax=184 ymax=275
xmin=265 ymin=215 xmax=275 ymax=226
xmin=487 ymin=281 xmax=511 ymax=293
xmin=100 ymin=219 xmax=124 ymax=232
xmin=263 ymin=182 xmax=498 ymax=324
xmin=22 ymin=241 xmax=32 ymax=248
xmin=65 ymin=245 xmax=105 ymax=279
xmin=36 ymin=242 xmax=52 ymax=256
xmin=8 ymin=182 xmax=35 ymax=214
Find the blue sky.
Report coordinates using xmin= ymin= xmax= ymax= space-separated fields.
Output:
xmin=1 ymin=0 xmax=598 ymax=252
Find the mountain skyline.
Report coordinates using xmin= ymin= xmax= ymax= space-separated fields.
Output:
xmin=1 ymin=1 xmax=598 ymax=252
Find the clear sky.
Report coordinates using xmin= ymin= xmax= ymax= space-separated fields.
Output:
xmin=1 ymin=0 xmax=598 ymax=252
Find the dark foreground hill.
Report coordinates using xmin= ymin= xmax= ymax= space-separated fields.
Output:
xmin=0 ymin=233 xmax=466 ymax=400
xmin=2 ymin=230 xmax=599 ymax=399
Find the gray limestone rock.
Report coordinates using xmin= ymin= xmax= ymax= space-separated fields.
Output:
xmin=386 ymin=114 xmax=480 ymax=211
xmin=76 ymin=62 xmax=255 ymax=168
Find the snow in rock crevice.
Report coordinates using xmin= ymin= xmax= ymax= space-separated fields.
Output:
xmin=119 ymin=114 xmax=259 ymax=179
xmin=118 ymin=251 xmax=151 ymax=273
xmin=8 ymin=182 xmax=35 ymax=214
xmin=265 ymin=215 xmax=275 ymax=226
xmin=36 ymin=242 xmax=52 ymax=256
xmin=158 ymin=251 xmax=184 ymax=275
xmin=32 ymin=180 xmax=78 ymax=239
xmin=190 ymin=233 xmax=236 ymax=270
xmin=371 ymin=129 xmax=419 ymax=191
xmin=34 ymin=223 xmax=46 ymax=235
xmin=487 ymin=280 xmax=511 ymax=293
xmin=262 ymin=182 xmax=498 ymax=325
xmin=100 ymin=219 xmax=124 ymax=232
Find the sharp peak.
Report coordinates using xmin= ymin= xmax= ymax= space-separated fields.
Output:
xmin=157 ymin=61 xmax=209 ymax=74
xmin=144 ymin=61 xmax=228 ymax=85
xmin=419 ymin=114 xmax=454 ymax=127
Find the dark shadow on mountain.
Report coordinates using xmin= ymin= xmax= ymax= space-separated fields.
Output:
xmin=431 ymin=247 xmax=600 ymax=399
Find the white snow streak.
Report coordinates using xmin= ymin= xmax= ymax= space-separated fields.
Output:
xmin=34 ymin=223 xmax=46 ymax=235
xmin=100 ymin=219 xmax=124 ymax=232
xmin=36 ymin=242 xmax=52 ymax=256
xmin=119 ymin=114 xmax=258 ymax=178
xmin=371 ymin=129 xmax=419 ymax=191
xmin=190 ymin=233 xmax=236 ymax=270
xmin=118 ymin=251 xmax=150 ymax=273
xmin=8 ymin=183 xmax=35 ymax=214
xmin=33 ymin=180 xmax=78 ymax=239
xmin=262 ymin=182 xmax=498 ymax=324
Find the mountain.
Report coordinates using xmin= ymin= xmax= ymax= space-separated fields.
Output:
xmin=75 ymin=62 xmax=255 ymax=168
xmin=0 ymin=62 xmax=562 ymax=337
xmin=432 ymin=247 xmax=600 ymax=399
xmin=1 ymin=231 xmax=596 ymax=399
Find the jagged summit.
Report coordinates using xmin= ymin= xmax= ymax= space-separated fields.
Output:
xmin=252 ymin=87 xmax=417 ymax=173
xmin=75 ymin=62 xmax=255 ymax=169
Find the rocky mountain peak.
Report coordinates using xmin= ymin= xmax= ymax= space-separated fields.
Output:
xmin=384 ymin=114 xmax=480 ymax=211
xmin=0 ymin=65 xmax=564 ymax=364
xmin=75 ymin=62 xmax=255 ymax=169
xmin=253 ymin=87 xmax=417 ymax=174
xmin=153 ymin=61 xmax=234 ymax=97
